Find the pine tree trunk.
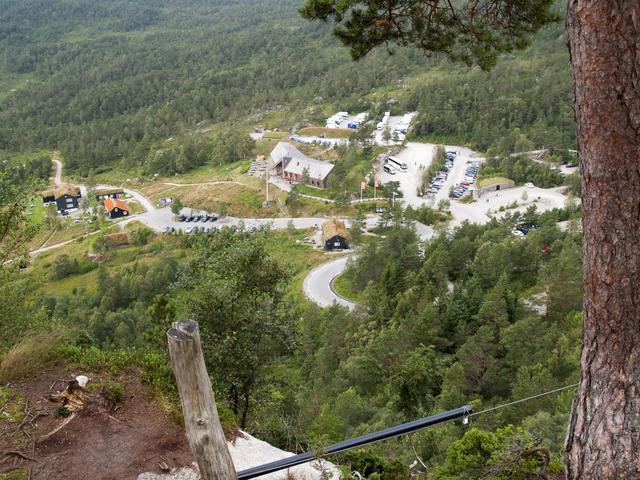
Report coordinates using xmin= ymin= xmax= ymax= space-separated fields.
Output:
xmin=565 ymin=1 xmax=640 ymax=478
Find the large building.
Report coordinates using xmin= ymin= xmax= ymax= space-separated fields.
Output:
xmin=269 ymin=142 xmax=334 ymax=189
xmin=322 ymin=218 xmax=349 ymax=250
xmin=42 ymin=185 xmax=82 ymax=213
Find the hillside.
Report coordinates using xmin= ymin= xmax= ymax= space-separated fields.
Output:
xmin=0 ymin=1 xmax=588 ymax=479
xmin=0 ymin=0 xmax=574 ymax=177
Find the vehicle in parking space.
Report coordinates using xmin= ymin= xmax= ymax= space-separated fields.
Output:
xmin=525 ymin=182 xmax=535 ymax=188
xmin=388 ymin=156 xmax=408 ymax=172
xmin=511 ymin=229 xmax=525 ymax=238
xmin=185 ymin=226 xmax=195 ymax=233
xmin=186 ymin=215 xmax=194 ymax=222
xmin=210 ymin=215 xmax=218 ymax=222
xmin=383 ymin=164 xmax=396 ymax=175
xmin=375 ymin=206 xmax=386 ymax=213
xmin=178 ymin=215 xmax=186 ymax=222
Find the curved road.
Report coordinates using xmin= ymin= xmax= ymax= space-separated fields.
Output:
xmin=303 ymin=256 xmax=356 ymax=310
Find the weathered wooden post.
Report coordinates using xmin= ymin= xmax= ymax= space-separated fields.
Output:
xmin=167 ymin=319 xmax=238 ymax=480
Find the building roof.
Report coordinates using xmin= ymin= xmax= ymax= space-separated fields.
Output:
xmin=104 ymin=198 xmax=129 ymax=212
xmin=53 ymin=185 xmax=81 ymax=199
xmin=269 ymin=142 xmax=307 ymax=168
xmin=269 ymin=142 xmax=334 ymax=182
xmin=322 ymin=218 xmax=348 ymax=242
xmin=284 ymin=157 xmax=334 ymax=182
xmin=95 ymin=187 xmax=124 ymax=196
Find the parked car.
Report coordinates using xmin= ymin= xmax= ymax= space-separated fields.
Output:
xmin=185 ymin=226 xmax=195 ymax=233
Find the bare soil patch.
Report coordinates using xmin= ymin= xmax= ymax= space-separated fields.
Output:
xmin=0 ymin=367 xmax=194 ymax=480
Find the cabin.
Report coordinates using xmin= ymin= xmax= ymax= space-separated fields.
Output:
xmin=322 ymin=218 xmax=349 ymax=250
xmin=269 ymin=142 xmax=334 ymax=188
xmin=42 ymin=190 xmax=55 ymax=205
xmin=43 ymin=185 xmax=81 ymax=213
xmin=104 ymin=198 xmax=130 ymax=219
xmin=95 ymin=188 xmax=124 ymax=201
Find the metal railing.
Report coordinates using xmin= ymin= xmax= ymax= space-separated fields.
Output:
xmin=236 ymin=405 xmax=472 ymax=479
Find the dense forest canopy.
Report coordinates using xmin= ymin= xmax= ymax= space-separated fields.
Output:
xmin=0 ymin=0 xmax=574 ymax=175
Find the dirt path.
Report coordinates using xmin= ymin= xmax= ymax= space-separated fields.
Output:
xmin=161 ymin=181 xmax=246 ymax=187
xmin=51 ymin=151 xmax=63 ymax=187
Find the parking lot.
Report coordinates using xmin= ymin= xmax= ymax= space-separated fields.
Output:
xmin=375 ymin=142 xmax=437 ymax=206
xmin=373 ymin=113 xmax=416 ymax=146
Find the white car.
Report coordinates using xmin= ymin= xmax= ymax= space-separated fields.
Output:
xmin=511 ymin=229 xmax=525 ymax=238
xmin=185 ymin=226 xmax=195 ymax=234
xmin=525 ymin=182 xmax=535 ymax=188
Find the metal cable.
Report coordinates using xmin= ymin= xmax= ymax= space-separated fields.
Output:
xmin=470 ymin=383 xmax=579 ymax=418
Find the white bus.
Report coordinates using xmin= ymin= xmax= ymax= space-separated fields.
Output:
xmin=388 ymin=156 xmax=408 ymax=171
xmin=383 ymin=164 xmax=396 ymax=175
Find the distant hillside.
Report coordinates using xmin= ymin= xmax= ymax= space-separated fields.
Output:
xmin=0 ymin=0 xmax=574 ymax=174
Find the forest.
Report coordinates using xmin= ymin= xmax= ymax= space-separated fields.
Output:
xmin=0 ymin=0 xmax=574 ymax=178
xmin=1 ymin=168 xmax=583 ymax=477
xmin=0 ymin=0 xmax=587 ymax=477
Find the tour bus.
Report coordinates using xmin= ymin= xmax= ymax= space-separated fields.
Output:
xmin=388 ymin=156 xmax=408 ymax=172
xmin=383 ymin=164 xmax=396 ymax=175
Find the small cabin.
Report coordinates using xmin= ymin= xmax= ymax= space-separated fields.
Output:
xmin=322 ymin=218 xmax=349 ymax=250
xmin=95 ymin=188 xmax=124 ymax=201
xmin=104 ymin=198 xmax=130 ymax=219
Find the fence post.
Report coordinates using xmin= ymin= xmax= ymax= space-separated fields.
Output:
xmin=167 ymin=319 xmax=238 ymax=480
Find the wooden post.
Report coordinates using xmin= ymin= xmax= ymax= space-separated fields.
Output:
xmin=167 ymin=319 xmax=238 ymax=480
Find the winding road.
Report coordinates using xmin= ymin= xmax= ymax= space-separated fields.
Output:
xmin=42 ymin=147 xmax=572 ymax=311
xmin=303 ymin=256 xmax=356 ymax=310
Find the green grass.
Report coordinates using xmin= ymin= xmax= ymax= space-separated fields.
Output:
xmin=0 ymin=386 xmax=25 ymax=422
xmin=297 ymin=127 xmax=354 ymax=139
xmin=27 ymin=199 xmax=45 ymax=225
xmin=478 ymin=176 xmax=513 ymax=188
xmin=294 ymin=184 xmax=335 ymax=199
xmin=262 ymin=130 xmax=288 ymax=140
xmin=331 ymin=273 xmax=363 ymax=303
xmin=0 ymin=469 xmax=29 ymax=480
xmin=265 ymin=229 xmax=328 ymax=305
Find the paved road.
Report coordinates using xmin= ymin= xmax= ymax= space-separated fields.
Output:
xmin=303 ymin=256 xmax=356 ymax=310
xmin=302 ymin=219 xmax=434 ymax=310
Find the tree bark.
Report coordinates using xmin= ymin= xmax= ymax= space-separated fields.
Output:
xmin=565 ymin=1 xmax=640 ymax=479
xmin=167 ymin=320 xmax=238 ymax=480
